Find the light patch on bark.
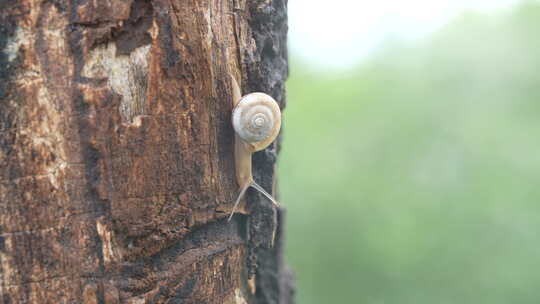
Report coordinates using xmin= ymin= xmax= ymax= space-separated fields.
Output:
xmin=221 ymin=288 xmax=248 ymax=304
xmin=96 ymin=218 xmax=119 ymax=265
xmin=234 ymin=289 xmax=248 ymax=304
xmin=2 ymin=26 xmax=30 ymax=63
xmin=203 ymin=7 xmax=213 ymax=48
xmin=248 ymin=277 xmax=256 ymax=295
xmin=82 ymin=43 xmax=150 ymax=123
xmin=45 ymin=160 xmax=67 ymax=190
xmin=82 ymin=283 xmax=99 ymax=304
xmin=126 ymin=297 xmax=146 ymax=304
xmin=35 ymin=86 xmax=67 ymax=189
xmin=0 ymin=235 xmax=13 ymax=283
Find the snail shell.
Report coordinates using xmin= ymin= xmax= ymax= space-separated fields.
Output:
xmin=232 ymin=93 xmax=281 ymax=151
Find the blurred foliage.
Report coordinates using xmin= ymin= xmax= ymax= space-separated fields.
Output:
xmin=280 ymin=3 xmax=540 ymax=304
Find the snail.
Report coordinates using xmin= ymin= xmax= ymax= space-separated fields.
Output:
xmin=228 ymin=74 xmax=281 ymax=220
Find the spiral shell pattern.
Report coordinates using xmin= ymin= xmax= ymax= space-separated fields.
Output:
xmin=232 ymin=93 xmax=281 ymax=144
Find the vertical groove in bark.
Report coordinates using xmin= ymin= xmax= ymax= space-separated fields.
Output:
xmin=243 ymin=1 xmax=292 ymax=303
xmin=0 ymin=0 xmax=292 ymax=303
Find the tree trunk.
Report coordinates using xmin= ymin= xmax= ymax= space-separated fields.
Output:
xmin=0 ymin=0 xmax=293 ymax=303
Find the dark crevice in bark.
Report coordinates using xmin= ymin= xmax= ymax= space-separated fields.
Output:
xmin=243 ymin=0 xmax=293 ymax=303
xmin=69 ymin=2 xmax=111 ymax=303
xmin=115 ymin=218 xmax=245 ymax=297
xmin=113 ymin=0 xmax=153 ymax=55
xmin=0 ymin=3 xmax=17 ymax=100
xmin=70 ymin=0 xmax=153 ymax=54
xmin=0 ymin=1 xmax=20 ymax=132
xmin=155 ymin=7 xmax=181 ymax=78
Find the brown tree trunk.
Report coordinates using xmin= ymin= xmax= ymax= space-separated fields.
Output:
xmin=0 ymin=0 xmax=293 ymax=303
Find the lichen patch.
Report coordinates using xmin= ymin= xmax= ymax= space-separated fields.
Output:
xmin=82 ymin=43 xmax=150 ymax=123
xmin=3 ymin=26 xmax=30 ymax=63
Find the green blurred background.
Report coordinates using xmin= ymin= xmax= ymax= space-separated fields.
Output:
xmin=280 ymin=2 xmax=540 ymax=303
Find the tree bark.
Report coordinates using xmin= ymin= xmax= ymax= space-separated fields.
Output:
xmin=0 ymin=0 xmax=292 ymax=303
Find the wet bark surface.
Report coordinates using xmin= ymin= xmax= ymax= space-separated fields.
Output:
xmin=0 ymin=0 xmax=292 ymax=303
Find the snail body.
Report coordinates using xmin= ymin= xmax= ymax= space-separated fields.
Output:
xmin=229 ymin=74 xmax=281 ymax=220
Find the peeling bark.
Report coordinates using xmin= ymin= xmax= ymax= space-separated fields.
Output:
xmin=0 ymin=0 xmax=293 ymax=303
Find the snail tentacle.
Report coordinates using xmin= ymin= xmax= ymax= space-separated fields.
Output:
xmin=228 ymin=182 xmax=251 ymax=221
xmin=251 ymin=181 xmax=280 ymax=208
xmin=228 ymin=181 xmax=280 ymax=222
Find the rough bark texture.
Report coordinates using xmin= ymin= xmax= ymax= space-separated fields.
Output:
xmin=0 ymin=0 xmax=292 ymax=303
